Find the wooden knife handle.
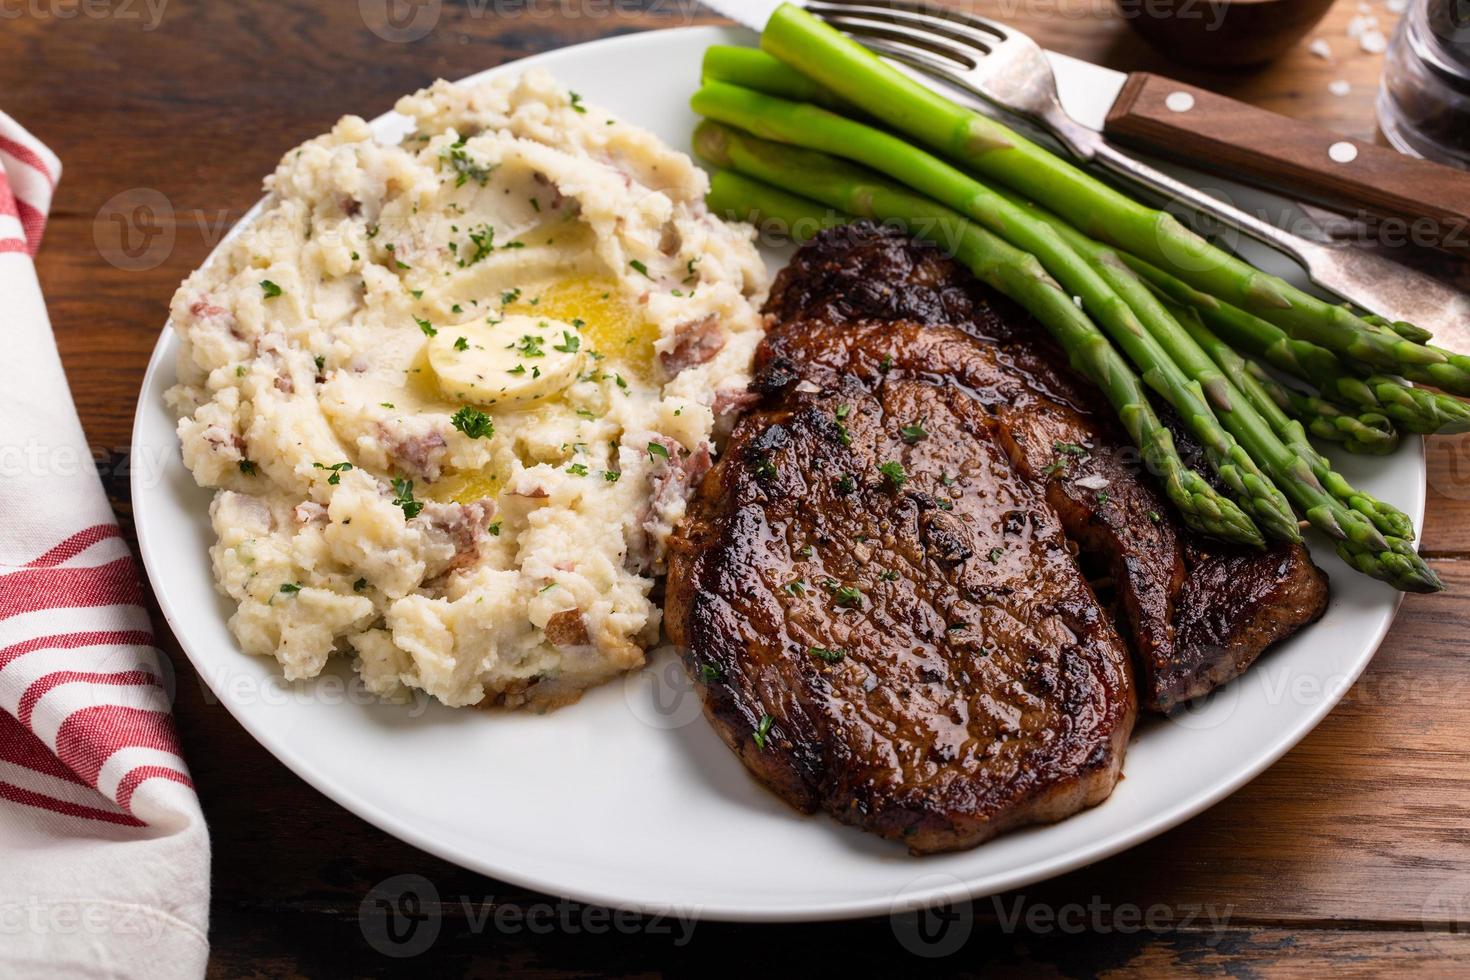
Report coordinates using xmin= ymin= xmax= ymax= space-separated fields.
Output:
xmin=1103 ymin=72 xmax=1470 ymax=257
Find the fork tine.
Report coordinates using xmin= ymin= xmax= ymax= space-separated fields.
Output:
xmin=856 ymin=37 xmax=987 ymax=98
xmin=810 ymin=5 xmax=996 ymax=58
xmin=821 ymin=16 xmax=981 ymax=68
xmin=812 ymin=0 xmax=1010 ymax=41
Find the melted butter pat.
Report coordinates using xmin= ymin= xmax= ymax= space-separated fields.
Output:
xmin=507 ymin=276 xmax=658 ymax=380
xmin=428 ymin=468 xmax=503 ymax=504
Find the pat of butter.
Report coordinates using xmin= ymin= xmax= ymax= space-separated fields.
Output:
xmin=428 ymin=314 xmax=586 ymax=406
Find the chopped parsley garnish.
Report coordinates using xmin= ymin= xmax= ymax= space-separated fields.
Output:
xmin=647 ymin=442 xmax=670 ymax=462
xmin=1044 ymin=459 xmax=1067 ymax=478
xmin=1097 ymin=491 xmax=1110 ymax=505
xmin=751 ymin=456 xmax=777 ymax=480
xmin=464 ymin=224 xmax=495 ymax=266
xmin=569 ymin=90 xmax=587 ymax=113
xmin=552 ymin=331 xmax=580 ymax=354
xmin=698 ymin=664 xmax=724 ymax=684
xmin=900 ymin=420 xmax=928 ymax=444
xmin=833 ymin=419 xmax=853 ymax=447
xmin=835 ymin=404 xmax=852 ymax=420
xmin=1148 ymin=510 xmax=1161 ymax=523
xmin=602 ymin=470 xmax=620 ymax=483
xmin=415 ymin=316 xmax=437 ymax=337
xmin=810 ymin=647 xmax=846 ymax=664
xmin=442 ymin=138 xmax=495 ymax=188
xmin=879 ymin=569 xmax=900 ymax=582
xmin=513 ymin=334 xmax=546 ymax=358
xmin=835 ymin=474 xmax=856 ymax=495
xmin=879 ymin=354 xmax=894 ymax=372
xmin=260 ymin=280 xmax=282 ymax=299
xmin=753 ymin=714 xmax=775 ymax=750
xmin=987 ymin=547 xmax=1004 ymax=564
xmin=279 ymin=582 xmax=302 ymax=595
xmin=1053 ymin=441 xmax=1089 ymax=457
xmin=566 ymin=463 xmax=589 ymax=476
xmin=829 ymin=583 xmax=863 ymax=608
xmin=454 ymin=336 xmax=469 ymax=352
xmin=313 ymin=461 xmax=353 ymax=485
xmin=501 ymin=287 xmax=521 ymax=306
xmin=488 ymin=521 xmax=502 ymax=537
xmin=238 ymin=459 xmax=257 ymax=476
xmin=314 ymin=355 xmax=326 ymax=374
xmin=390 ymin=477 xmax=424 ymax=519
xmin=878 ymin=460 xmax=907 ymax=488
xmin=629 ymin=259 xmax=651 ymax=278
xmin=576 ymin=408 xmax=598 ymax=420
xmin=784 ymin=580 xmax=807 ymax=597
xmin=507 ymin=365 xmax=526 ymax=375
xmin=451 ymin=406 xmax=494 ymax=440
xmin=353 ymin=578 xmax=368 ymax=592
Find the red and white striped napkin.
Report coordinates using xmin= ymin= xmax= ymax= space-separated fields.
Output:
xmin=0 ymin=112 xmax=209 ymax=977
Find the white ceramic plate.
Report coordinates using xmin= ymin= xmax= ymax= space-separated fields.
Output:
xmin=132 ymin=25 xmax=1424 ymax=922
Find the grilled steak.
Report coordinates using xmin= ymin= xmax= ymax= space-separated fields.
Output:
xmin=665 ymin=223 xmax=1329 ymax=853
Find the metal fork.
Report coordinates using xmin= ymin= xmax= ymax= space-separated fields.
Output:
xmin=805 ymin=0 xmax=1470 ymax=343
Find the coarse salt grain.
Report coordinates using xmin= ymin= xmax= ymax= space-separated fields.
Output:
xmin=1360 ymin=29 xmax=1388 ymax=54
xmin=1308 ymin=38 xmax=1332 ymax=60
xmin=1329 ymin=79 xmax=1352 ymax=97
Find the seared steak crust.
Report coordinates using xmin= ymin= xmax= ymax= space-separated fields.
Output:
xmin=755 ymin=223 xmax=1329 ymax=710
xmin=666 ymin=224 xmax=1328 ymax=852
xmin=666 ymin=372 xmax=1136 ymax=854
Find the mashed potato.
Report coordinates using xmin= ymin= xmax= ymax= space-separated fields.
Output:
xmin=165 ymin=71 xmax=768 ymax=709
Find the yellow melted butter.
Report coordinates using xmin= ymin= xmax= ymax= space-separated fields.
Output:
xmin=412 ymin=275 xmax=655 ymax=505
xmin=506 ymin=276 xmax=659 ymax=380
xmin=427 ymin=468 xmax=503 ymax=505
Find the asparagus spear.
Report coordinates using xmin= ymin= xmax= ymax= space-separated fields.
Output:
xmin=758 ymin=6 xmax=1470 ymax=392
xmin=999 ymin=190 xmax=1412 ymax=555
xmin=694 ymin=121 xmax=1264 ymax=547
xmin=694 ymin=81 xmax=1304 ymax=540
xmin=1127 ymin=254 xmax=1470 ymax=435
xmin=1247 ymin=364 xmax=1399 ymax=455
xmin=1173 ymin=302 xmax=1416 ymax=541
xmin=696 ymin=128 xmax=1444 ymax=592
xmin=702 ymin=45 xmax=849 ymax=111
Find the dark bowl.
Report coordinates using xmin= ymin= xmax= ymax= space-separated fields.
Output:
xmin=1115 ymin=0 xmax=1337 ymax=69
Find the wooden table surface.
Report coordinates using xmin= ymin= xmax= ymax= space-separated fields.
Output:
xmin=8 ymin=0 xmax=1469 ymax=974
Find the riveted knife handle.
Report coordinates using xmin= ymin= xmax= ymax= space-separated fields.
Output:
xmin=1103 ymin=72 xmax=1470 ymax=257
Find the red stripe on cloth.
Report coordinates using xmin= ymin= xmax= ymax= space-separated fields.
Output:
xmin=0 ymin=710 xmax=88 ymax=786
xmin=0 ymin=779 xmax=143 ymax=827
xmin=54 ymin=705 xmax=181 ymax=787
xmin=115 ymin=764 xmax=194 ymax=812
xmin=27 ymin=525 xmax=123 ymax=568
xmin=0 ymin=134 xmax=56 ymax=187
xmin=15 ymin=195 xmax=46 ymax=253
xmin=0 ymin=239 xmax=27 ymax=254
xmin=0 ymin=630 xmax=155 ymax=672
xmin=18 ymin=669 xmax=162 ymax=727
xmin=0 ymin=558 xmax=146 ymax=621
xmin=0 ymin=190 xmax=15 ymax=218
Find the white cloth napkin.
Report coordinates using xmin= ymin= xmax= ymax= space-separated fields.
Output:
xmin=0 ymin=111 xmax=210 ymax=978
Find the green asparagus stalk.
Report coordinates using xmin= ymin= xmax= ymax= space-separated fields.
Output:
xmin=1246 ymin=363 xmax=1399 ymax=455
xmin=694 ymin=121 xmax=1265 ymax=547
xmin=1000 ymin=190 xmax=1419 ymax=561
xmin=698 ymin=129 xmax=1444 ymax=592
xmin=702 ymin=45 xmax=849 ymax=111
xmin=693 ymin=81 xmax=1303 ymax=540
xmin=1172 ymin=302 xmax=1416 ymax=541
xmin=1127 ymin=253 xmax=1470 ymax=435
xmin=758 ymin=6 xmax=1470 ymax=392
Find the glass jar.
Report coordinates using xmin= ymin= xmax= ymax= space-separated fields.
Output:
xmin=1377 ymin=0 xmax=1470 ymax=170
